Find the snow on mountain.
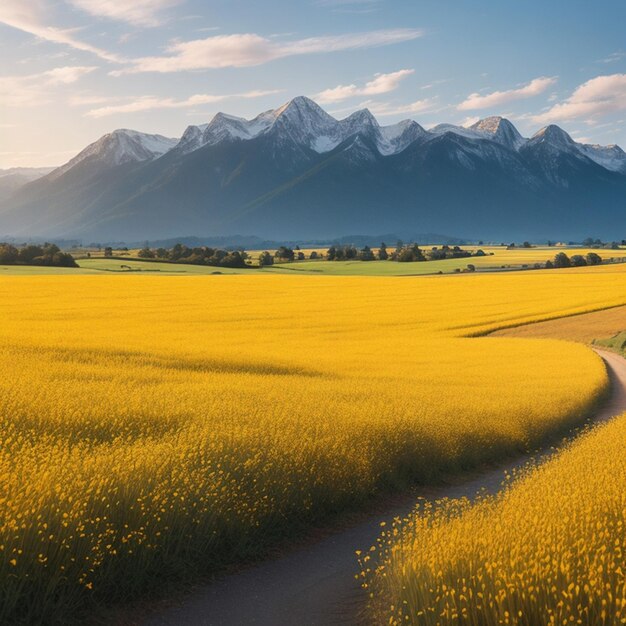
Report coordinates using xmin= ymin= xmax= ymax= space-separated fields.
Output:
xmin=470 ymin=116 xmax=526 ymax=150
xmin=166 ymin=97 xmax=624 ymax=170
xmin=528 ymin=124 xmax=579 ymax=150
xmin=579 ymin=143 xmax=626 ymax=174
xmin=42 ymin=98 xmax=625 ymax=185
xmin=174 ymin=97 xmax=426 ymax=157
xmin=378 ymin=120 xmax=427 ymax=155
xmin=520 ymin=125 xmax=596 ymax=187
xmin=175 ymin=124 xmax=210 ymax=154
xmin=49 ymin=129 xmax=178 ymax=180
xmin=429 ymin=123 xmax=485 ymax=141
xmin=267 ymin=96 xmax=342 ymax=151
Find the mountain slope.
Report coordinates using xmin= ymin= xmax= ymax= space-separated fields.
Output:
xmin=0 ymin=167 xmax=55 ymax=203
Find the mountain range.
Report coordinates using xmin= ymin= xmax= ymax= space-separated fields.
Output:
xmin=0 ymin=167 xmax=55 ymax=203
xmin=1 ymin=96 xmax=625 ymax=242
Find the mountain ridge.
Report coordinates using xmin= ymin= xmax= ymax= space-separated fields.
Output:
xmin=1 ymin=96 xmax=625 ymax=242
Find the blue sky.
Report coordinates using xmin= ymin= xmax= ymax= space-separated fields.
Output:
xmin=1 ymin=0 xmax=625 ymax=167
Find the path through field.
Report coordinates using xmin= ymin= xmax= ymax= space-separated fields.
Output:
xmin=144 ymin=348 xmax=626 ymax=626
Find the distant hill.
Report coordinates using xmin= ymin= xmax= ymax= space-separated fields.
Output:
xmin=1 ymin=97 xmax=625 ymax=242
xmin=0 ymin=167 xmax=55 ymax=203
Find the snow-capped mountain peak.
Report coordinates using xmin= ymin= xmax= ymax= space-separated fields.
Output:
xmin=341 ymin=108 xmax=379 ymax=130
xmin=49 ymin=98 xmax=625 ymax=183
xmin=378 ymin=119 xmax=426 ymax=155
xmin=273 ymin=95 xmax=333 ymax=121
xmin=470 ymin=116 xmax=526 ymax=150
xmin=429 ymin=123 xmax=485 ymax=141
xmin=50 ymin=129 xmax=178 ymax=179
xmin=175 ymin=124 xmax=210 ymax=154
xmin=579 ymin=143 xmax=626 ymax=174
xmin=270 ymin=96 xmax=341 ymax=151
xmin=530 ymin=125 xmax=577 ymax=149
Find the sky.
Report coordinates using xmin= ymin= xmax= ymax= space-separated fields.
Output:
xmin=0 ymin=0 xmax=625 ymax=168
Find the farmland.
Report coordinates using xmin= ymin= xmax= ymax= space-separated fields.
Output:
xmin=364 ymin=284 xmax=626 ymax=626
xmin=492 ymin=304 xmax=626 ymax=343
xmin=365 ymin=404 xmax=626 ymax=626
xmin=2 ymin=244 xmax=625 ymax=277
xmin=2 ymin=267 xmax=626 ymax=622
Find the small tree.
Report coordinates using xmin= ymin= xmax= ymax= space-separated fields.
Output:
xmin=553 ymin=252 xmax=571 ymax=268
xmin=378 ymin=243 xmax=388 ymax=260
xmin=138 ymin=246 xmax=155 ymax=259
xmin=545 ymin=260 xmax=554 ymax=269
xmin=309 ymin=251 xmax=319 ymax=259
xmin=274 ymin=246 xmax=295 ymax=262
xmin=258 ymin=251 xmax=273 ymax=266
xmin=0 ymin=243 xmax=18 ymax=264
xmin=586 ymin=252 xmax=602 ymax=266
xmin=358 ymin=245 xmax=375 ymax=261
xmin=570 ymin=254 xmax=587 ymax=267
xmin=467 ymin=263 xmax=476 ymax=272
xmin=344 ymin=245 xmax=358 ymax=260
xmin=104 ymin=246 xmax=113 ymax=257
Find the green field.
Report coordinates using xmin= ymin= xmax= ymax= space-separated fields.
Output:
xmin=594 ymin=330 xmax=626 ymax=354
xmin=1 ymin=245 xmax=624 ymax=276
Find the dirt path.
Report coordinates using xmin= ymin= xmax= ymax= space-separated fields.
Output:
xmin=144 ymin=348 xmax=626 ymax=626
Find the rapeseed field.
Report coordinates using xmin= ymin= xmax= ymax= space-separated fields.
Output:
xmin=365 ymin=411 xmax=626 ymax=625
xmin=1 ymin=268 xmax=625 ymax=622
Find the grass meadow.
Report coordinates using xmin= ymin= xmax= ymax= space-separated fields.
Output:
xmin=2 ymin=266 xmax=626 ymax=622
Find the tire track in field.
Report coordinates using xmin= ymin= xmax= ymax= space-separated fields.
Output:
xmin=142 ymin=348 xmax=626 ymax=626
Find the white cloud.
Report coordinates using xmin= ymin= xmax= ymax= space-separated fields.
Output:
xmin=315 ymin=69 xmax=414 ymax=103
xmin=44 ymin=66 xmax=97 ymax=84
xmin=600 ymin=51 xmax=626 ymax=64
xmin=459 ymin=116 xmax=480 ymax=128
xmin=0 ymin=66 xmax=96 ymax=107
xmin=457 ymin=76 xmax=557 ymax=111
xmin=68 ymin=94 xmax=119 ymax=106
xmin=532 ymin=74 xmax=626 ymax=125
xmin=67 ymin=0 xmax=183 ymax=27
xmin=0 ymin=0 xmax=123 ymax=62
xmin=421 ymin=78 xmax=450 ymax=90
xmin=85 ymin=89 xmax=281 ymax=117
xmin=115 ymin=28 xmax=423 ymax=74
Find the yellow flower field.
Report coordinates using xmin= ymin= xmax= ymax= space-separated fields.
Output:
xmin=365 ymin=411 xmax=626 ymax=626
xmin=1 ymin=267 xmax=625 ymax=622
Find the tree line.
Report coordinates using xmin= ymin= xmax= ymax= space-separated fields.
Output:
xmin=258 ymin=243 xmax=485 ymax=265
xmin=547 ymin=252 xmax=603 ymax=268
xmin=133 ymin=243 xmax=248 ymax=268
xmin=0 ymin=243 xmax=77 ymax=267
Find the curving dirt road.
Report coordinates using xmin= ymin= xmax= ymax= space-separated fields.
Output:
xmin=143 ymin=348 xmax=626 ymax=626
